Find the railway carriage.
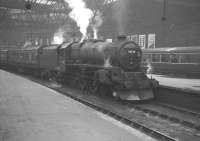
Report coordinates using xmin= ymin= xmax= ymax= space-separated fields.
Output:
xmin=142 ymin=46 xmax=200 ymax=76
xmin=7 ymin=46 xmax=40 ymax=70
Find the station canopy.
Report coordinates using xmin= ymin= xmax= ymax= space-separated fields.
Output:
xmin=0 ymin=0 xmax=71 ymax=29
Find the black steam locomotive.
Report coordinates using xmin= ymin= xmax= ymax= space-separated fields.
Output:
xmin=0 ymin=39 xmax=158 ymax=100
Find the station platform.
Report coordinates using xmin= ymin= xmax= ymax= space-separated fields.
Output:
xmin=0 ymin=69 xmax=155 ymax=141
xmin=148 ymin=74 xmax=200 ymax=93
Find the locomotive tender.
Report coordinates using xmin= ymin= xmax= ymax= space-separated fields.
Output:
xmin=0 ymin=39 xmax=158 ymax=100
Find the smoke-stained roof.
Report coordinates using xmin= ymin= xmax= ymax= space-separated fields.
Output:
xmin=0 ymin=0 xmax=71 ymax=27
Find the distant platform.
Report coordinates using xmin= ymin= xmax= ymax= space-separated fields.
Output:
xmin=0 ymin=69 xmax=155 ymax=141
xmin=148 ymin=74 xmax=200 ymax=94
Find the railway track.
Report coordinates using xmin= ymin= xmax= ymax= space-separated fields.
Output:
xmin=155 ymin=86 xmax=200 ymax=113
xmin=29 ymin=79 xmax=200 ymax=141
xmin=157 ymin=102 xmax=200 ymax=118
xmin=47 ymin=84 xmax=177 ymax=141
xmin=124 ymin=102 xmax=200 ymax=131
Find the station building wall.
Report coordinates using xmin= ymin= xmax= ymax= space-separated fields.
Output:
xmin=100 ymin=0 xmax=200 ymax=48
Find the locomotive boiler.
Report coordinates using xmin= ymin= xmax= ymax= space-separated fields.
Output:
xmin=63 ymin=39 xmax=158 ymax=100
xmin=68 ymin=39 xmax=141 ymax=71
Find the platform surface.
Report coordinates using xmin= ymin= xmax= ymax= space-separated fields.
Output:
xmin=0 ymin=70 xmax=155 ymax=141
xmin=148 ymin=74 xmax=200 ymax=93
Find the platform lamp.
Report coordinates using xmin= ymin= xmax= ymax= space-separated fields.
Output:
xmin=25 ymin=0 xmax=33 ymax=45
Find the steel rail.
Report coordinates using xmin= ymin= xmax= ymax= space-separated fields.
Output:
xmin=124 ymin=102 xmax=200 ymax=131
xmin=41 ymin=82 xmax=178 ymax=141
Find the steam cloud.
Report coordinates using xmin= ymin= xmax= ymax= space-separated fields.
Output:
xmin=104 ymin=0 xmax=118 ymax=4
xmin=62 ymin=0 xmax=116 ymax=41
xmin=147 ymin=63 xmax=153 ymax=74
xmin=64 ymin=0 xmax=93 ymax=40
xmin=23 ymin=41 xmax=31 ymax=48
xmin=52 ymin=29 xmax=64 ymax=44
xmin=91 ymin=10 xmax=103 ymax=39
xmin=104 ymin=56 xmax=112 ymax=67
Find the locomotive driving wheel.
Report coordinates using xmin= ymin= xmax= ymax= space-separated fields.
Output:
xmin=70 ymin=73 xmax=79 ymax=88
xmin=97 ymin=84 xmax=112 ymax=97
xmin=71 ymin=74 xmax=87 ymax=92
xmin=78 ymin=79 xmax=87 ymax=91
xmin=88 ymin=79 xmax=98 ymax=94
xmin=88 ymin=72 xmax=100 ymax=94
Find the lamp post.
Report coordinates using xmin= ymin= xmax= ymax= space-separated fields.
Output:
xmin=162 ymin=0 xmax=167 ymax=21
xmin=25 ymin=0 xmax=33 ymax=45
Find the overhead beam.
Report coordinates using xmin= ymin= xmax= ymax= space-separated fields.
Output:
xmin=0 ymin=0 xmax=70 ymax=13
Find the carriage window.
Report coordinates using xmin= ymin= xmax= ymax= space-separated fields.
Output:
xmin=152 ymin=54 xmax=160 ymax=62
xmin=181 ymin=54 xmax=191 ymax=63
xmin=190 ymin=54 xmax=200 ymax=63
xmin=170 ymin=54 xmax=179 ymax=63
xmin=181 ymin=54 xmax=200 ymax=63
xmin=161 ymin=54 xmax=170 ymax=62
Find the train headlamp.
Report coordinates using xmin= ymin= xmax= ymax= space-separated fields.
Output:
xmin=128 ymin=50 xmax=136 ymax=54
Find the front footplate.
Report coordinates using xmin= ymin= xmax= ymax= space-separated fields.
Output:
xmin=113 ymin=89 xmax=154 ymax=101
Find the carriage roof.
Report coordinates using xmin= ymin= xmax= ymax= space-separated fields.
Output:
xmin=142 ymin=46 xmax=200 ymax=53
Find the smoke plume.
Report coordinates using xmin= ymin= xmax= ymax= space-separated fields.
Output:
xmin=113 ymin=0 xmax=127 ymax=34
xmin=104 ymin=56 xmax=112 ymax=67
xmin=91 ymin=10 xmax=103 ymax=39
xmin=23 ymin=41 xmax=31 ymax=48
xmin=146 ymin=62 xmax=153 ymax=74
xmin=64 ymin=0 xmax=93 ymax=40
xmin=51 ymin=29 xmax=64 ymax=44
xmin=104 ymin=0 xmax=118 ymax=4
